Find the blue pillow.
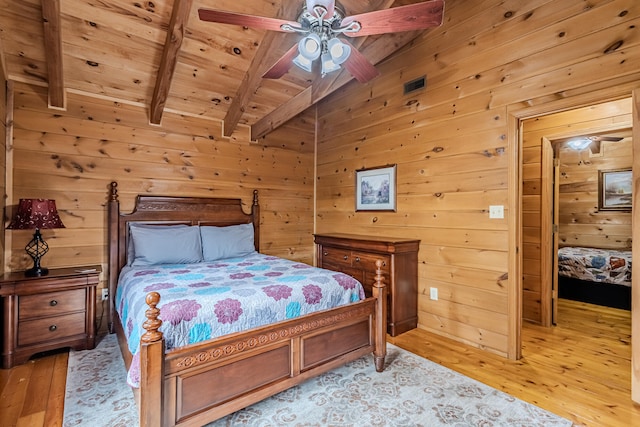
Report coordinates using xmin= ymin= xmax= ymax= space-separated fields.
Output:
xmin=130 ymin=225 xmax=202 ymax=266
xmin=127 ymin=223 xmax=190 ymax=265
xmin=200 ymin=224 xmax=255 ymax=261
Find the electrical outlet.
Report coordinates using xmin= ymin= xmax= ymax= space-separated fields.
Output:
xmin=101 ymin=288 xmax=109 ymax=301
xmin=489 ymin=205 xmax=504 ymax=219
xmin=429 ymin=287 xmax=438 ymax=301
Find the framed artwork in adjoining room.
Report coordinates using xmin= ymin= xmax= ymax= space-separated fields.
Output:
xmin=598 ymin=168 xmax=632 ymax=211
xmin=355 ymin=165 xmax=397 ymax=211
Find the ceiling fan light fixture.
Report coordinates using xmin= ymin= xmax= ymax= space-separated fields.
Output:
xmin=327 ymin=37 xmax=350 ymax=64
xmin=297 ymin=33 xmax=322 ymax=60
xmin=567 ymin=138 xmax=591 ymax=151
xmin=293 ymin=54 xmax=314 ymax=72
xmin=321 ymin=51 xmax=341 ymax=75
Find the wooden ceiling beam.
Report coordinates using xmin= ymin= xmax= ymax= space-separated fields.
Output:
xmin=41 ymin=0 xmax=65 ymax=109
xmin=251 ymin=28 xmax=422 ymax=140
xmin=149 ymin=0 xmax=193 ymax=126
xmin=223 ymin=2 xmax=300 ymax=137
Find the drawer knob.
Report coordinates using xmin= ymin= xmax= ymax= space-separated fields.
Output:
xmin=49 ymin=325 xmax=57 ymax=332
xmin=323 ymin=252 xmax=328 ymax=256
xmin=355 ymin=257 xmax=360 ymax=263
xmin=50 ymin=300 xmax=58 ymax=307
xmin=343 ymin=255 xmax=348 ymax=260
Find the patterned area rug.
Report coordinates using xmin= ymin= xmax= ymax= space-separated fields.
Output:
xmin=63 ymin=334 xmax=137 ymax=427
xmin=64 ymin=334 xmax=573 ymax=427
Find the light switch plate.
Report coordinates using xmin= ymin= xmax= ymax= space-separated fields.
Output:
xmin=489 ymin=205 xmax=504 ymax=219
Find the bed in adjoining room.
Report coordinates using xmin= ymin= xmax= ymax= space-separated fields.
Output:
xmin=106 ymin=181 xmax=388 ymax=427
xmin=557 ymin=246 xmax=632 ymax=310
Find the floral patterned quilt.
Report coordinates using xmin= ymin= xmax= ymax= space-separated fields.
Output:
xmin=558 ymin=246 xmax=632 ymax=286
xmin=116 ymin=252 xmax=365 ymax=387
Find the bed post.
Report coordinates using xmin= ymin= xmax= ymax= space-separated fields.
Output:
xmin=140 ymin=292 xmax=165 ymax=427
xmin=372 ymin=260 xmax=387 ymax=372
xmin=107 ymin=181 xmax=119 ymax=333
xmin=252 ymin=189 xmax=260 ymax=251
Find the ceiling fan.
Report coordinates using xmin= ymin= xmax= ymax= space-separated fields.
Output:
xmin=198 ymin=0 xmax=445 ymax=83
xmin=556 ymin=134 xmax=625 ymax=153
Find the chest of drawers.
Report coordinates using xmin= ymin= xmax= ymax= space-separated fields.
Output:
xmin=314 ymin=234 xmax=420 ymax=336
xmin=0 ymin=266 xmax=100 ymax=368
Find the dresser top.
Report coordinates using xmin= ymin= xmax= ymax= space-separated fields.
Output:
xmin=314 ymin=233 xmax=420 ymax=244
xmin=314 ymin=233 xmax=420 ymax=253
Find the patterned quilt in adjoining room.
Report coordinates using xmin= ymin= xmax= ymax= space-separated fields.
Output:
xmin=558 ymin=246 xmax=632 ymax=286
xmin=115 ymin=252 xmax=365 ymax=387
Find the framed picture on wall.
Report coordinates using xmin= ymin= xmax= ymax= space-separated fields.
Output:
xmin=598 ymin=168 xmax=632 ymax=211
xmin=355 ymin=165 xmax=397 ymax=211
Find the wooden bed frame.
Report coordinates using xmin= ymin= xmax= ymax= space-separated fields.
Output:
xmin=558 ymin=276 xmax=631 ymax=310
xmin=106 ymin=182 xmax=387 ymax=427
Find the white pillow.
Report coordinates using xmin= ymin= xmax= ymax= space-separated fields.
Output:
xmin=200 ymin=224 xmax=255 ymax=261
xmin=130 ymin=224 xmax=202 ymax=266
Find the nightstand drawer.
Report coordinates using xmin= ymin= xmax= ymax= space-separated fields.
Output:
xmin=19 ymin=289 xmax=86 ymax=320
xmin=18 ymin=312 xmax=86 ymax=346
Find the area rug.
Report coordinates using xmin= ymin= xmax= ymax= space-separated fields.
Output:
xmin=63 ymin=334 xmax=137 ymax=427
xmin=64 ymin=334 xmax=573 ymax=427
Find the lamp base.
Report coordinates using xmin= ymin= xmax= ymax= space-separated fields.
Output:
xmin=25 ymin=266 xmax=49 ymax=277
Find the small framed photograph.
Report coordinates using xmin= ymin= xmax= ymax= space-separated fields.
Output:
xmin=355 ymin=165 xmax=397 ymax=211
xmin=598 ymin=168 xmax=632 ymax=211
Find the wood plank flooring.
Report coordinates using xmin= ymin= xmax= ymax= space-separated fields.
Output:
xmin=0 ymin=299 xmax=636 ymax=427
xmin=391 ymin=299 xmax=637 ymax=426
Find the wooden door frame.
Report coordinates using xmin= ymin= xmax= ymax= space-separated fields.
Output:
xmin=631 ymin=89 xmax=639 ymax=403
xmin=507 ymin=84 xmax=639 ymax=403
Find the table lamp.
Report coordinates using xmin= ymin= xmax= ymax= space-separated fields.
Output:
xmin=7 ymin=199 xmax=65 ymax=277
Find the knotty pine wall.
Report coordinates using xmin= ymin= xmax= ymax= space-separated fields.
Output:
xmin=5 ymin=82 xmax=316 ymax=304
xmin=316 ymin=0 xmax=640 ymax=357
xmin=0 ymin=70 xmax=6 ymax=274
xmin=522 ymin=99 xmax=632 ymax=324
xmin=558 ymin=134 xmax=632 ymax=249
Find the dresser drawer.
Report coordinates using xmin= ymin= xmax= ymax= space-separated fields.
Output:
xmin=352 ymin=252 xmax=390 ymax=274
xmin=18 ymin=312 xmax=86 ymax=346
xmin=320 ymin=247 xmax=352 ymax=267
xmin=19 ymin=289 xmax=86 ymax=320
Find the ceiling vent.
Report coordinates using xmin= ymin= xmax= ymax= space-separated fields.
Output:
xmin=404 ymin=76 xmax=426 ymax=95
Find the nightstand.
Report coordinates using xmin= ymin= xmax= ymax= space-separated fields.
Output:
xmin=0 ymin=265 xmax=101 ymax=369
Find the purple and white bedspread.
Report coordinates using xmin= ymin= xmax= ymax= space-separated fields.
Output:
xmin=558 ymin=246 xmax=632 ymax=286
xmin=116 ymin=252 xmax=365 ymax=387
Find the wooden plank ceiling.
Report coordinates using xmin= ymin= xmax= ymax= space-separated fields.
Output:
xmin=0 ymin=0 xmax=434 ymax=140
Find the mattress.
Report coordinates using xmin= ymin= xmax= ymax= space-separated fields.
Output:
xmin=116 ymin=252 xmax=365 ymax=387
xmin=557 ymin=246 xmax=632 ymax=287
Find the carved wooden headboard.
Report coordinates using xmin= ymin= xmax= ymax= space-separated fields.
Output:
xmin=106 ymin=181 xmax=260 ymax=332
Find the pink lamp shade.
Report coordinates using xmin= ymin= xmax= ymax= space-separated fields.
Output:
xmin=7 ymin=199 xmax=65 ymax=230
xmin=7 ymin=199 xmax=65 ymax=277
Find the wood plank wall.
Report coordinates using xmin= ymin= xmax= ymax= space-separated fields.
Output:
xmin=558 ymin=134 xmax=632 ymax=249
xmin=316 ymin=0 xmax=640 ymax=357
xmin=6 ymin=82 xmax=315 ymax=311
xmin=522 ymin=99 xmax=632 ymax=323
xmin=0 ymin=64 xmax=6 ymax=273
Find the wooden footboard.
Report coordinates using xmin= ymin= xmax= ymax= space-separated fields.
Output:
xmin=138 ymin=262 xmax=387 ymax=427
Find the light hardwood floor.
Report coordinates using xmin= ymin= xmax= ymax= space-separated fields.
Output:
xmin=0 ymin=299 xmax=637 ymax=427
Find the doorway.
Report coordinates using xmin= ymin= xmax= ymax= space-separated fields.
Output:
xmin=521 ymin=98 xmax=633 ymax=327
xmin=511 ymin=91 xmax=639 ymax=402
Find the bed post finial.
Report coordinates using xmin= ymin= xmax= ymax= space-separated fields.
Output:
xmin=109 ymin=181 xmax=119 ymax=202
xmin=253 ymin=189 xmax=258 ymax=206
xmin=141 ymin=292 xmax=163 ymax=343
xmin=373 ymin=259 xmax=387 ymax=372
